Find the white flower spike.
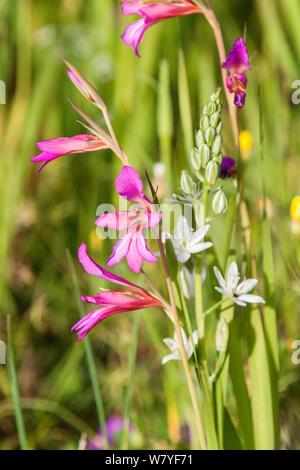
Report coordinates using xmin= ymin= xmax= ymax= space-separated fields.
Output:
xmin=167 ymin=215 xmax=213 ymax=264
xmin=213 ymin=261 xmax=265 ymax=307
xmin=162 ymin=327 xmax=199 ymax=365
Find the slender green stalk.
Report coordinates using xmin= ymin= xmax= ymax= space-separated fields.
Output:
xmin=66 ymin=250 xmax=108 ymax=448
xmin=122 ymin=311 xmax=140 ymax=450
xmin=7 ymin=315 xmax=28 ymax=450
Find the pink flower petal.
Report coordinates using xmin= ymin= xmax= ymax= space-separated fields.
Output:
xmin=136 ymin=231 xmax=158 ymax=263
xmin=222 ymin=38 xmax=251 ymax=74
xmin=126 ymin=237 xmax=144 ymax=273
xmin=78 ymin=243 xmax=143 ymax=292
xmin=95 ymin=211 xmax=130 ymax=231
xmin=146 ymin=211 xmax=162 ymax=228
xmin=115 ymin=165 xmax=146 ymax=203
xmin=106 ymin=231 xmax=132 ymax=267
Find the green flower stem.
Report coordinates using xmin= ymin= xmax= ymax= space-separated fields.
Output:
xmin=7 ymin=315 xmax=28 ymax=450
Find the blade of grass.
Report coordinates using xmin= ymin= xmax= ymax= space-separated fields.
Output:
xmin=178 ymin=49 xmax=193 ymax=160
xmin=66 ymin=249 xmax=108 ymax=448
xmin=122 ymin=311 xmax=140 ymax=450
xmin=158 ymin=59 xmax=173 ymax=189
xmin=259 ymin=88 xmax=280 ymax=445
xmin=6 ymin=315 xmax=28 ymax=450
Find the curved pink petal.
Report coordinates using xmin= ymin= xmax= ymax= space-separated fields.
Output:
xmin=121 ymin=0 xmax=143 ymax=16
xmin=115 ymin=165 xmax=145 ymax=202
xmin=78 ymin=243 xmax=143 ymax=291
xmin=146 ymin=211 xmax=162 ymax=228
xmin=141 ymin=3 xmax=200 ymax=23
xmin=95 ymin=211 xmax=130 ymax=231
xmin=126 ymin=237 xmax=144 ymax=273
xmin=106 ymin=231 xmax=132 ymax=267
xmin=222 ymin=38 xmax=251 ymax=74
xmin=38 ymin=134 xmax=107 ymax=154
xmin=121 ymin=19 xmax=149 ymax=57
xmin=136 ymin=231 xmax=158 ymax=263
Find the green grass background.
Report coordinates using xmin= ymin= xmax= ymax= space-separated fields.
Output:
xmin=0 ymin=0 xmax=299 ymax=449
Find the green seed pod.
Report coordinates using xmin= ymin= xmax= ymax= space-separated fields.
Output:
xmin=205 ymin=127 xmax=216 ymax=146
xmin=216 ymin=121 xmax=223 ymax=134
xmin=196 ymin=129 xmax=205 ymax=147
xmin=213 ymin=153 xmax=223 ymax=164
xmin=194 ymin=201 xmax=204 ymax=226
xmin=212 ymin=135 xmax=223 ymax=156
xmin=212 ymin=189 xmax=228 ymax=214
xmin=199 ymin=144 xmax=210 ymax=167
xmin=180 ymin=171 xmax=194 ymax=196
xmin=200 ymin=115 xmax=210 ymax=131
xmin=210 ymin=112 xmax=220 ymax=128
xmin=217 ymin=103 xmax=222 ymax=113
xmin=206 ymin=101 xmax=217 ymax=116
xmin=190 ymin=147 xmax=201 ymax=171
xmin=216 ymin=317 xmax=229 ymax=353
xmin=206 ymin=161 xmax=218 ymax=185
xmin=195 ymin=170 xmax=204 ymax=182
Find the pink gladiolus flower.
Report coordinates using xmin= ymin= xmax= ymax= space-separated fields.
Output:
xmin=222 ymin=37 xmax=251 ymax=108
xmin=121 ymin=1 xmax=201 ymax=57
xmin=96 ymin=166 xmax=162 ymax=273
xmin=31 ymin=134 xmax=108 ymax=172
xmin=72 ymin=243 xmax=162 ymax=340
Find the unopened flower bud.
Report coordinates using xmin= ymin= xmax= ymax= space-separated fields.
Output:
xmin=199 ymin=144 xmax=210 ymax=167
xmin=191 ymin=148 xmax=201 ymax=171
xmin=180 ymin=171 xmax=194 ymax=196
xmin=212 ymin=189 xmax=228 ymax=214
xmin=206 ymin=101 xmax=217 ymax=116
xmin=196 ymin=130 xmax=205 ymax=147
xmin=210 ymin=112 xmax=220 ymax=128
xmin=216 ymin=121 xmax=223 ymax=134
xmin=212 ymin=135 xmax=223 ymax=156
xmin=216 ymin=317 xmax=229 ymax=352
xmin=179 ymin=267 xmax=195 ymax=299
xmin=213 ymin=153 xmax=223 ymax=164
xmin=200 ymin=115 xmax=210 ymax=131
xmin=206 ymin=161 xmax=218 ymax=185
xmin=205 ymin=127 xmax=216 ymax=146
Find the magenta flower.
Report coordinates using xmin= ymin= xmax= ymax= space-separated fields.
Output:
xmin=88 ymin=415 xmax=135 ymax=450
xmin=222 ymin=38 xmax=251 ymax=108
xmin=72 ymin=243 xmax=162 ymax=340
xmin=220 ymin=157 xmax=237 ymax=179
xmin=31 ymin=134 xmax=108 ymax=172
xmin=96 ymin=166 xmax=162 ymax=273
xmin=121 ymin=1 xmax=201 ymax=57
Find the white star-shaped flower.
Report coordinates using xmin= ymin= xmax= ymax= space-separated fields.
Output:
xmin=162 ymin=327 xmax=199 ymax=365
xmin=165 ymin=216 xmax=213 ymax=263
xmin=213 ymin=261 xmax=265 ymax=307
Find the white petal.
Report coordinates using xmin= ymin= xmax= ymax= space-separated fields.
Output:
xmin=226 ymin=261 xmax=240 ymax=292
xmin=188 ymin=241 xmax=213 ymax=254
xmin=236 ymin=278 xmax=258 ymax=295
xmin=213 ymin=266 xmax=226 ymax=289
xmin=190 ymin=224 xmax=210 ymax=245
xmin=215 ymin=286 xmax=226 ymax=295
xmin=175 ymin=216 xmax=191 ymax=242
xmin=237 ymin=294 xmax=265 ymax=304
xmin=175 ymin=327 xmax=188 ymax=351
xmin=234 ymin=298 xmax=247 ymax=307
xmin=162 ymin=352 xmax=180 ymax=365
xmin=163 ymin=338 xmax=177 ymax=353
xmin=177 ymin=251 xmax=191 ymax=264
xmin=191 ymin=330 xmax=199 ymax=347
